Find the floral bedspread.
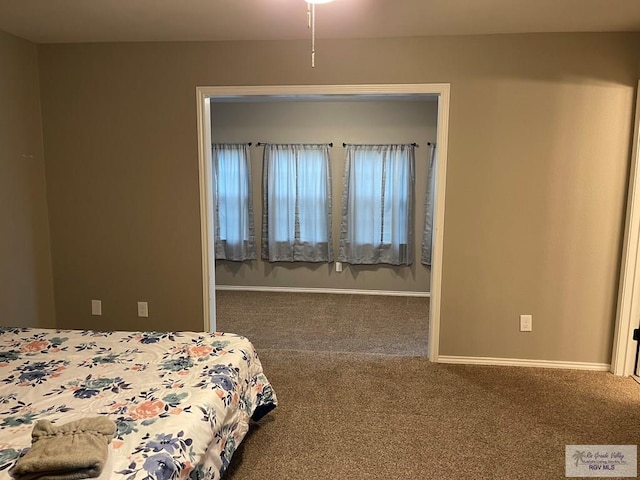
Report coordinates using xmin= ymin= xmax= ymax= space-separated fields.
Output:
xmin=0 ymin=327 xmax=277 ymax=480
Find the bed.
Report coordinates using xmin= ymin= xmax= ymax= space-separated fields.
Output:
xmin=0 ymin=327 xmax=277 ymax=480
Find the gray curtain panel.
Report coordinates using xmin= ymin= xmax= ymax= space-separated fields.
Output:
xmin=261 ymin=144 xmax=333 ymax=262
xmin=338 ymin=144 xmax=415 ymax=266
xmin=212 ymin=143 xmax=257 ymax=261
xmin=421 ymin=145 xmax=436 ymax=266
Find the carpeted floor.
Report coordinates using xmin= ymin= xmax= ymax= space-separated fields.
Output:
xmin=224 ymin=350 xmax=640 ymax=480
xmin=215 ymin=291 xmax=429 ymax=356
xmin=215 ymin=291 xmax=639 ymax=479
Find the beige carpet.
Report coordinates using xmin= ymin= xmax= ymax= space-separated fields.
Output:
xmin=225 ymin=350 xmax=640 ymax=480
xmin=216 ymin=291 xmax=639 ymax=479
xmin=215 ymin=291 xmax=429 ymax=356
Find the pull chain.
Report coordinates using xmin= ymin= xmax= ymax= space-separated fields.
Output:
xmin=311 ymin=3 xmax=316 ymax=67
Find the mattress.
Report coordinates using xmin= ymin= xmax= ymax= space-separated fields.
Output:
xmin=0 ymin=327 xmax=277 ymax=480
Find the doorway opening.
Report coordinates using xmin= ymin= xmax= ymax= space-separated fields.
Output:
xmin=613 ymin=80 xmax=640 ymax=377
xmin=196 ymin=84 xmax=450 ymax=363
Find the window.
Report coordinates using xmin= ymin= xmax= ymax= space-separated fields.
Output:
xmin=212 ymin=144 xmax=256 ymax=261
xmin=261 ymin=144 xmax=333 ymax=262
xmin=338 ymin=144 xmax=415 ymax=265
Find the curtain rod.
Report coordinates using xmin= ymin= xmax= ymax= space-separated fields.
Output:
xmin=342 ymin=142 xmax=419 ymax=148
xmin=256 ymin=142 xmax=333 ymax=147
xmin=211 ymin=141 xmax=430 ymax=148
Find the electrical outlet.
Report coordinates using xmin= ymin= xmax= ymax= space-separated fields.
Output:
xmin=138 ymin=301 xmax=149 ymax=318
xmin=91 ymin=299 xmax=102 ymax=316
xmin=335 ymin=261 xmax=343 ymax=272
xmin=520 ymin=314 xmax=532 ymax=332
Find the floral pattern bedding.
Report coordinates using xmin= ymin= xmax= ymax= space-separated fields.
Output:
xmin=0 ymin=327 xmax=277 ymax=480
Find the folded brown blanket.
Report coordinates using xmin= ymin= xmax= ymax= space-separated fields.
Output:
xmin=12 ymin=417 xmax=116 ymax=480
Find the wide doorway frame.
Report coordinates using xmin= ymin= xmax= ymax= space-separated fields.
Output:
xmin=612 ymin=80 xmax=640 ymax=377
xmin=196 ymin=83 xmax=451 ymax=363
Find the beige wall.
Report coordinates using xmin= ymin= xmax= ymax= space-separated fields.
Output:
xmin=38 ymin=33 xmax=640 ymax=364
xmin=212 ymin=100 xmax=437 ymax=293
xmin=0 ymin=31 xmax=55 ymax=328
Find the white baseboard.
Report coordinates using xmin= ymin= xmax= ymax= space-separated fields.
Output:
xmin=437 ymin=355 xmax=611 ymax=372
xmin=215 ymin=285 xmax=430 ymax=298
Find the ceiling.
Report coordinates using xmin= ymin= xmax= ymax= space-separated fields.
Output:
xmin=0 ymin=0 xmax=639 ymax=44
